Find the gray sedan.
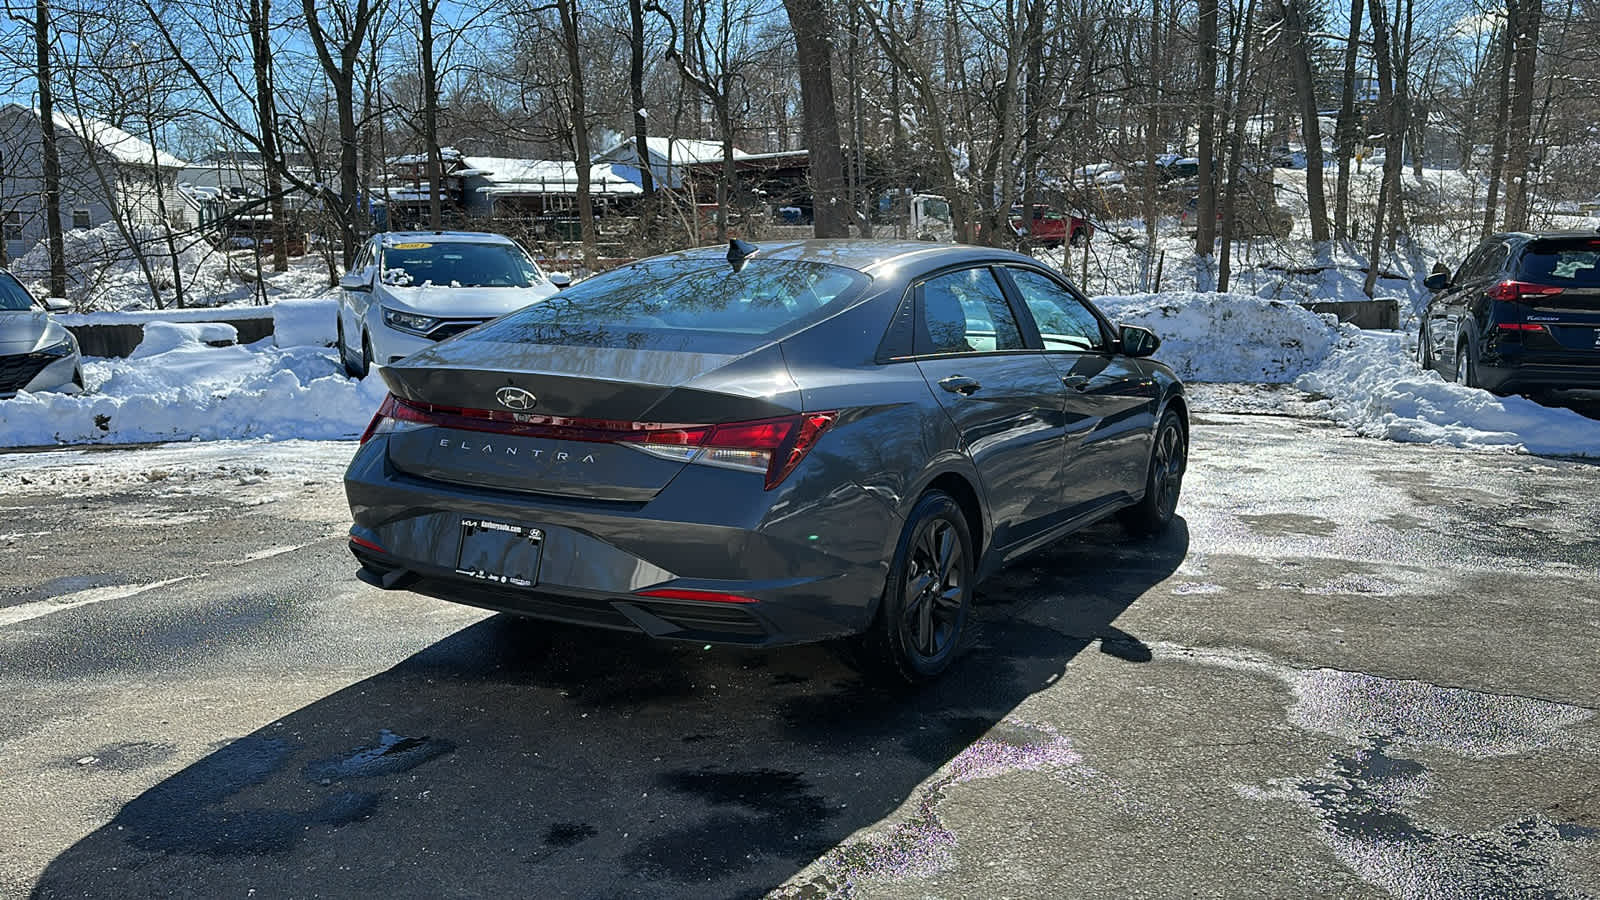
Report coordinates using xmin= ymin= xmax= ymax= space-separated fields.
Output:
xmin=0 ymin=270 xmax=81 ymax=398
xmin=345 ymin=240 xmax=1187 ymax=681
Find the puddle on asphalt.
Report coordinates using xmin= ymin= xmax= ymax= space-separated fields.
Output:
xmin=303 ymin=729 xmax=455 ymax=781
xmin=1168 ymin=644 xmax=1600 ymax=899
xmin=777 ymin=720 xmax=1090 ymax=898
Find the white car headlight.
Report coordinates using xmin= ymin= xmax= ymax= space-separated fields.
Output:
xmin=382 ymin=307 xmax=440 ymax=336
xmin=38 ymin=336 xmax=75 ymax=358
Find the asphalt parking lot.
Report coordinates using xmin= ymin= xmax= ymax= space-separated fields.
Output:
xmin=1 ymin=407 xmax=1597 ymax=899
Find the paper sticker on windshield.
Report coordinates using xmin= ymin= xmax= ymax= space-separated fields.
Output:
xmin=389 ymin=241 xmax=432 ymax=250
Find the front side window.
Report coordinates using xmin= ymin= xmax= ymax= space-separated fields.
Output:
xmin=0 ymin=272 xmax=35 ymax=311
xmin=916 ymin=267 xmax=1026 ymax=355
xmin=1006 ymin=268 xmax=1106 ymax=352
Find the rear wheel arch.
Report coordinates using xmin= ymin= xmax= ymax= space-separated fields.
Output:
xmin=924 ymin=471 xmax=985 ymax=566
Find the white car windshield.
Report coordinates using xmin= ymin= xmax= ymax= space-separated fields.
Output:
xmin=380 ymin=241 xmax=543 ymax=288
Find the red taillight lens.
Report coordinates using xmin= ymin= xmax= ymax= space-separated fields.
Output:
xmin=1487 ymin=280 xmax=1564 ymax=303
xmin=359 ymin=394 xmax=835 ymax=490
xmin=635 ymin=587 xmax=759 ymax=604
xmin=1496 ymin=322 xmax=1547 ymax=332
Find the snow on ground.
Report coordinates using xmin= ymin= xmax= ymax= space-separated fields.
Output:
xmin=11 ymin=223 xmax=335 ymax=311
xmin=1296 ymin=330 xmax=1600 ymax=458
xmin=0 ymin=328 xmax=384 ymax=447
xmin=1096 ymin=291 xmax=1340 ymax=383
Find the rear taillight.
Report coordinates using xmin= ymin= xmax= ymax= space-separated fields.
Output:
xmin=357 ymin=393 xmax=835 ymax=490
xmin=635 ymin=587 xmax=759 ymax=604
xmin=1496 ymin=322 xmax=1547 ymax=333
xmin=359 ymin=393 xmax=432 ymax=444
xmin=622 ymin=412 xmax=837 ymax=490
xmin=1487 ymin=280 xmax=1564 ymax=303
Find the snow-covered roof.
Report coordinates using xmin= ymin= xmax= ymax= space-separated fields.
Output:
xmin=597 ymin=136 xmax=749 ymax=166
xmin=2 ymin=103 xmax=186 ymax=169
xmin=388 ymin=146 xmax=464 ymax=166
xmin=463 ymin=157 xmax=642 ymax=195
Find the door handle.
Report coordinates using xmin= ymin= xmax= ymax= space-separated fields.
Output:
xmin=938 ymin=375 xmax=982 ymax=396
xmin=1060 ymin=375 xmax=1091 ymax=391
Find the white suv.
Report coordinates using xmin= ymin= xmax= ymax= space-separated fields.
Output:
xmin=336 ymin=231 xmax=563 ymax=376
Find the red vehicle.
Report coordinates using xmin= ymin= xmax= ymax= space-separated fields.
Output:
xmin=1008 ymin=205 xmax=1092 ymax=247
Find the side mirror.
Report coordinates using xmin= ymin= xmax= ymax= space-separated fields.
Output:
xmin=339 ymin=272 xmax=371 ymax=292
xmin=1119 ymin=324 xmax=1161 ymax=358
xmin=548 ymin=272 xmax=572 ymax=289
xmin=42 ymin=296 xmax=73 ymax=313
xmin=1423 ymin=271 xmax=1450 ymax=292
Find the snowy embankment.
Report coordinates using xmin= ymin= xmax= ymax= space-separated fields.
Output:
xmin=1297 ymin=331 xmax=1600 ymax=458
xmin=0 ymin=298 xmax=384 ymax=447
xmin=1102 ymin=290 xmax=1600 ymax=458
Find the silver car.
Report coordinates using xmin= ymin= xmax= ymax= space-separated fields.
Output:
xmin=335 ymin=231 xmax=564 ymax=376
xmin=0 ymin=270 xmax=82 ymax=399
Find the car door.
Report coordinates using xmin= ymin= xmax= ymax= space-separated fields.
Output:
xmin=910 ymin=266 xmax=1071 ymax=551
xmin=341 ymin=240 xmax=378 ymax=342
xmin=999 ymin=265 xmax=1158 ymax=512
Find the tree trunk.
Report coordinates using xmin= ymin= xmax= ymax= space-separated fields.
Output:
xmin=1333 ymin=0 xmax=1363 ymax=242
xmin=1195 ymin=0 xmax=1219 ymax=260
xmin=249 ymin=0 xmax=289 ymax=272
xmin=557 ymin=0 xmax=596 ymax=267
xmin=1364 ymin=0 xmax=1398 ymax=296
xmin=1142 ymin=0 xmax=1162 ymax=285
xmin=1219 ymin=0 xmax=1258 ymax=293
xmin=782 ymin=0 xmax=850 ymax=238
xmin=33 ymin=0 xmax=67 ymax=299
xmin=1502 ymin=0 xmax=1541 ymax=230
xmin=1482 ymin=14 xmax=1514 ymax=238
xmin=301 ymin=0 xmax=379 ymax=270
xmin=1276 ymin=0 xmax=1331 ymax=243
xmin=421 ymin=0 xmax=443 ymax=229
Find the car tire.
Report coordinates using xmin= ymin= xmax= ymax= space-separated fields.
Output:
xmin=356 ymin=332 xmax=374 ymax=379
xmin=861 ymin=490 xmax=974 ymax=684
xmin=1119 ymin=408 xmax=1186 ymax=537
xmin=1070 ymin=230 xmax=1088 ymax=248
xmin=1454 ymin=340 xmax=1477 ymax=388
xmin=338 ymin=320 xmax=360 ymax=377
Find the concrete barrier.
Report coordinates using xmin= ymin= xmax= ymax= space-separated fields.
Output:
xmin=1300 ymin=299 xmax=1400 ymax=330
xmin=63 ymin=314 xmax=276 ymax=358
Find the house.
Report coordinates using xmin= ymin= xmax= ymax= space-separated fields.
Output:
xmin=594 ymin=136 xmax=750 ymax=191
xmin=462 ymin=157 xmax=640 ymax=221
xmin=0 ymin=103 xmax=187 ymax=263
xmin=178 ymin=149 xmax=314 ymax=195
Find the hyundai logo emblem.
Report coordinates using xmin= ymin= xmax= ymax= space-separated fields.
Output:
xmin=495 ymin=387 xmax=537 ymax=411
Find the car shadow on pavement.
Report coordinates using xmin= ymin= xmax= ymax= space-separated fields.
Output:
xmin=31 ymin=520 xmax=1188 ymax=899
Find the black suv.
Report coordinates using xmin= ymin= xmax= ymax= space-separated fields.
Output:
xmin=1420 ymin=231 xmax=1600 ymax=395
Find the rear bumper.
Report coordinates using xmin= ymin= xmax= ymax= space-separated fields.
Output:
xmin=343 ymin=437 xmax=896 ymax=646
xmin=1475 ymin=358 xmax=1600 ymax=393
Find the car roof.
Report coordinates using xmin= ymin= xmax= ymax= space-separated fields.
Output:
xmin=651 ymin=239 xmax=1044 ymax=278
xmin=378 ymin=230 xmax=516 ymax=245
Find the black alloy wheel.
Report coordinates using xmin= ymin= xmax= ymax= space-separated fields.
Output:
xmin=1119 ymin=409 xmax=1186 ymax=536
xmin=865 ymin=491 xmax=973 ymax=683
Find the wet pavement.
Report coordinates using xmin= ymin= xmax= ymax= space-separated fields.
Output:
xmin=0 ymin=412 xmax=1596 ymax=898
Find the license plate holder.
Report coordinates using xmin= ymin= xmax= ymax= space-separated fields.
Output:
xmin=454 ymin=518 xmax=543 ymax=587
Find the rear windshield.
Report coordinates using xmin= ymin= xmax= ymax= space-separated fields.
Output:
xmin=465 ymin=256 xmax=870 ymax=353
xmin=380 ymin=241 xmax=543 ymax=288
xmin=1520 ymin=243 xmax=1600 ymax=287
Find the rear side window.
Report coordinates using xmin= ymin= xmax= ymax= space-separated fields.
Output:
xmin=466 ymin=257 xmax=869 ymax=353
xmin=916 ymin=267 xmax=1026 ymax=355
xmin=1520 ymin=243 xmax=1600 ymax=287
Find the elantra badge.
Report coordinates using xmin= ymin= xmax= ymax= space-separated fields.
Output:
xmin=495 ymin=387 xmax=537 ymax=411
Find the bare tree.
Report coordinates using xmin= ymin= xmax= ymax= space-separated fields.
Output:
xmin=32 ymin=0 xmax=67 ymax=297
xmin=782 ymin=0 xmax=849 ymax=237
xmin=301 ymin=0 xmax=386 ymax=268
xmin=1273 ymin=0 xmax=1330 ymax=243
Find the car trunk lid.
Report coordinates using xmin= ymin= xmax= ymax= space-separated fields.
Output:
xmin=376 ymin=341 xmax=801 ymax=501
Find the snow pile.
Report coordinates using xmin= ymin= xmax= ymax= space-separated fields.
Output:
xmin=129 ymin=321 xmax=239 ymax=358
xmin=1296 ymin=331 xmax=1600 ymax=458
xmin=0 ymin=338 xmax=386 ymax=447
xmin=272 ymin=298 xmax=337 ymax=348
xmin=1097 ymin=291 xmax=1340 ymax=383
